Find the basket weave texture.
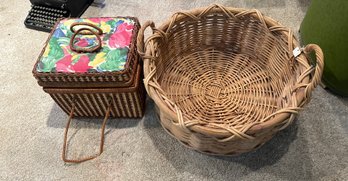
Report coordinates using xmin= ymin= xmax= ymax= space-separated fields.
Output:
xmin=138 ymin=4 xmax=324 ymax=155
xmin=44 ymin=64 xmax=145 ymax=118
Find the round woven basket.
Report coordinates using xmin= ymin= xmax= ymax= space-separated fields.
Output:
xmin=137 ymin=4 xmax=324 ymax=155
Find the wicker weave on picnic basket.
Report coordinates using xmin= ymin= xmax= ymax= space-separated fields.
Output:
xmin=32 ymin=17 xmax=146 ymax=163
xmin=137 ymin=4 xmax=324 ymax=155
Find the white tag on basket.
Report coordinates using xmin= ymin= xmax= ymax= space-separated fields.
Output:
xmin=293 ymin=47 xmax=302 ymax=57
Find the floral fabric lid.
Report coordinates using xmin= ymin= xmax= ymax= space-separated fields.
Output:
xmin=36 ymin=17 xmax=135 ymax=73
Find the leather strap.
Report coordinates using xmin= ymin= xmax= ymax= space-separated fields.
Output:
xmin=62 ymin=98 xmax=112 ymax=163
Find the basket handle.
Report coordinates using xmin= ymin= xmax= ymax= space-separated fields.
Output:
xmin=62 ymin=99 xmax=112 ymax=163
xmin=303 ymin=44 xmax=324 ymax=96
xmin=70 ymin=22 xmax=103 ymax=35
xmin=69 ymin=22 xmax=103 ymax=53
xmin=137 ymin=21 xmax=156 ymax=57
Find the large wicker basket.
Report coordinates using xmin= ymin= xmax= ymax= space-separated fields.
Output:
xmin=137 ymin=4 xmax=324 ymax=155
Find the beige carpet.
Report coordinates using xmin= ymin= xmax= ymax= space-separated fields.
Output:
xmin=0 ymin=0 xmax=347 ymax=180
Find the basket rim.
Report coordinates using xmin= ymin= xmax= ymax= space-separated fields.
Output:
xmin=43 ymin=63 xmax=142 ymax=94
xmin=142 ymin=4 xmax=313 ymax=138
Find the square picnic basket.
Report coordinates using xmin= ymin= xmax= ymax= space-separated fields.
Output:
xmin=33 ymin=17 xmax=145 ymax=163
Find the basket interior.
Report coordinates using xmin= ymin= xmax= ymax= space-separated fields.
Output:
xmin=153 ymin=13 xmax=300 ymax=128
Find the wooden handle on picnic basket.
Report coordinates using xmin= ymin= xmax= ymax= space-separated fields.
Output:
xmin=69 ymin=22 xmax=103 ymax=53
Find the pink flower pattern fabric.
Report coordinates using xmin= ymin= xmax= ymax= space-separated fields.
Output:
xmin=109 ymin=23 xmax=134 ymax=48
xmin=37 ymin=17 xmax=135 ymax=73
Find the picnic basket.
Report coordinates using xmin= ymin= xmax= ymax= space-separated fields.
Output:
xmin=33 ymin=17 xmax=145 ymax=162
xmin=137 ymin=4 xmax=324 ymax=155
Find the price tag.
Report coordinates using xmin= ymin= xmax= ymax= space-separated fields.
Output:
xmin=293 ymin=47 xmax=301 ymax=57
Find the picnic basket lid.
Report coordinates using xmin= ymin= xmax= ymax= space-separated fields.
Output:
xmin=33 ymin=17 xmax=140 ymax=88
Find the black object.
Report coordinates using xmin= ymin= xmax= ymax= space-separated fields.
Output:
xmin=24 ymin=0 xmax=94 ymax=32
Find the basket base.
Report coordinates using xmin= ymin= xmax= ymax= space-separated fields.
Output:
xmin=160 ymin=49 xmax=280 ymax=129
xmin=155 ymin=104 xmax=279 ymax=155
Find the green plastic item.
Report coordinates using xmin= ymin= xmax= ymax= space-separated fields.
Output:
xmin=300 ymin=0 xmax=348 ymax=96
